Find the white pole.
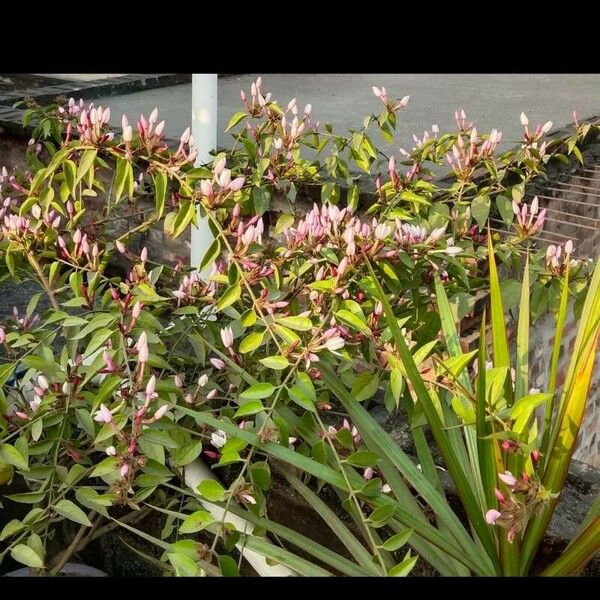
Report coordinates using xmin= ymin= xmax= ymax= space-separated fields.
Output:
xmin=190 ymin=74 xmax=218 ymax=274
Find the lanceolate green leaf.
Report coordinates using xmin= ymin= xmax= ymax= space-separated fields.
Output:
xmin=320 ymin=363 xmax=495 ymax=575
xmin=514 ymin=253 xmax=530 ymax=402
xmin=542 ymin=262 xmax=570 ymax=458
xmin=364 ymin=257 xmax=499 ymax=571
xmin=542 ymin=517 xmax=600 ymax=576
xmin=487 ymin=235 xmax=512 ymax=403
xmin=173 ymin=403 xmax=492 ymax=574
xmin=434 ymin=275 xmax=484 ymax=506
xmin=282 ymin=470 xmax=380 ymax=574
xmin=476 ymin=313 xmax=497 ymax=510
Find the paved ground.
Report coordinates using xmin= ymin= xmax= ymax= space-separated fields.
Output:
xmin=92 ymin=74 xmax=600 ymax=154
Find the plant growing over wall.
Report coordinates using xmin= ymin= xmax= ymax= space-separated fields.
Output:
xmin=0 ymin=79 xmax=597 ymax=576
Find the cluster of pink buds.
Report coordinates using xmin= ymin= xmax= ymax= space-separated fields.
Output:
xmin=57 ymin=228 xmax=100 ymax=268
xmin=485 ymin=469 xmax=550 ymax=543
xmin=315 ymin=326 xmax=346 ymax=355
xmin=385 ymin=155 xmax=423 ymax=191
xmin=372 ymin=86 xmax=409 ymax=113
xmin=58 ymin=97 xmax=85 ymax=119
xmin=2 ymin=214 xmax=31 ymax=240
xmin=199 ymin=156 xmax=245 ymax=207
xmin=172 ymin=269 xmax=205 ymax=306
xmin=11 ymin=306 xmax=39 ymax=332
xmin=78 ymin=105 xmax=114 ymax=145
xmin=512 ymin=196 xmax=546 ymax=238
xmin=220 ymin=326 xmax=235 ymax=357
xmin=240 ymin=77 xmax=272 ymax=117
xmin=407 ymin=124 xmax=440 ymax=152
xmin=325 ymin=418 xmax=362 ymax=446
xmin=520 ymin=113 xmax=553 ymax=150
xmin=234 ymin=215 xmax=265 ymax=252
xmin=546 ymin=240 xmax=577 ymax=276
xmin=454 ymin=109 xmax=473 ymax=132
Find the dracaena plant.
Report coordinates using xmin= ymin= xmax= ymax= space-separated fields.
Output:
xmin=0 ymin=78 xmax=596 ymax=577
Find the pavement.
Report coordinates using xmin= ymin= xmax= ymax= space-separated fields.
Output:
xmin=91 ymin=74 xmax=600 ymax=154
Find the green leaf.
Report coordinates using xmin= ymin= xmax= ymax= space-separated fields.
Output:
xmin=226 ymin=111 xmax=247 ymax=132
xmin=219 ymin=555 xmax=240 ymax=577
xmin=351 ymin=372 xmax=380 ymax=402
xmin=259 ymin=356 xmax=290 ymax=370
xmin=239 ymin=383 xmax=275 ymax=400
xmin=75 ymin=149 xmax=97 ymax=184
xmin=382 ymin=529 xmax=413 ymax=551
xmin=91 ymin=457 xmax=117 ymax=477
xmin=168 ymin=552 xmax=199 ymax=577
xmin=153 ymin=172 xmax=167 ymax=219
xmin=252 ymin=186 xmax=270 ymax=214
xmin=170 ymin=441 xmax=203 ymax=467
xmin=275 ymin=316 xmax=313 ymax=331
xmin=388 ymin=552 xmax=418 ymax=576
xmin=54 ymin=499 xmax=92 ymax=526
xmin=346 ymin=451 xmax=380 ymax=468
xmin=274 ymin=213 xmax=295 ymax=235
xmin=0 ymin=444 xmax=29 ymax=471
xmin=1 ymin=519 xmax=24 ymax=541
xmin=500 ymin=279 xmax=521 ymax=312
xmin=234 ymin=401 xmax=264 ymax=418
xmin=179 ymin=510 xmax=213 ymax=534
xmin=197 ymin=479 xmax=226 ymax=502
xmin=472 ymin=194 xmax=491 ymax=229
xmin=11 ymin=544 xmax=44 ymax=568
xmin=288 ymin=386 xmax=316 ymax=413
xmin=496 ymin=195 xmax=513 ymax=225
xmin=368 ymin=504 xmax=396 ymax=527
xmin=335 ymin=309 xmax=370 ymax=335
xmin=511 ymin=393 xmax=552 ymax=434
xmin=239 ymin=331 xmax=265 ymax=354
xmin=199 ymin=237 xmax=221 ymax=272
xmin=216 ymin=283 xmax=241 ymax=311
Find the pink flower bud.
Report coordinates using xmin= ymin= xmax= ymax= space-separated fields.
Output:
xmin=494 ymin=488 xmax=506 ymax=503
xmin=120 ymin=463 xmax=130 ymax=477
xmin=136 ymin=332 xmax=149 ymax=364
xmin=200 ymin=179 xmax=213 ymax=197
xmin=122 ymin=115 xmax=130 ymax=130
xmin=94 ymin=403 xmax=113 ymax=424
xmin=498 ymin=471 xmax=517 ymax=487
xmin=565 ymin=240 xmax=574 ymax=255
xmin=38 ymin=375 xmax=49 ymax=390
xmin=140 ymin=247 xmax=148 ymax=263
xmin=145 ymin=374 xmax=157 ymax=398
xmin=485 ymin=509 xmax=502 ymax=525
xmin=206 ymin=389 xmax=217 ymax=400
xmin=149 ymin=107 xmax=159 ymax=124
xmin=180 ymin=127 xmax=191 ymax=144
xmin=220 ymin=326 xmax=234 ymax=349
xmin=174 ymin=374 xmax=183 ymax=388
xmin=154 ymin=404 xmax=169 ymax=420
xmin=154 ymin=120 xmax=165 ymax=137
xmin=210 ymin=357 xmax=225 ymax=370
xmin=105 ymin=445 xmax=117 ymax=456
xmin=185 ymin=393 xmax=193 ymax=404
xmin=122 ymin=125 xmax=132 ymax=143
xmin=132 ymin=301 xmax=142 ymax=320
xmin=0 ymin=328 xmax=5 ymax=343
xmin=115 ymin=240 xmax=126 ymax=254
xmin=520 ymin=112 xmax=529 ymax=127
xmin=198 ymin=374 xmax=208 ymax=387
xmin=228 ymin=176 xmax=245 ymax=192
